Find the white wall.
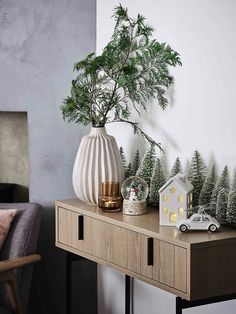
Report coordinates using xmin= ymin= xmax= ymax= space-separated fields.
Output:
xmin=97 ymin=1 xmax=236 ymax=313
xmin=97 ymin=0 xmax=236 ymax=171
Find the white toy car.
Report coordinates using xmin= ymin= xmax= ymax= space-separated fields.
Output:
xmin=176 ymin=209 xmax=220 ymax=232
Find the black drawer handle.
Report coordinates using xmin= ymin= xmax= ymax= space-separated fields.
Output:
xmin=147 ymin=237 xmax=153 ymax=266
xmin=78 ymin=215 xmax=84 ymax=240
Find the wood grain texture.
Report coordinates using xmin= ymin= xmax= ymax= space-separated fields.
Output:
xmin=174 ymin=246 xmax=187 ymax=292
xmin=127 ymin=230 xmax=141 ymax=274
xmin=58 ymin=207 xmax=72 ymax=246
xmin=152 ymin=239 xmax=160 ymax=281
xmin=110 ymin=225 xmax=127 ymax=268
xmin=92 ymin=219 xmax=111 ymax=261
xmin=140 ymin=235 xmax=152 ymax=279
xmin=159 ymin=241 xmax=174 ymax=287
xmin=56 ymin=198 xmax=236 ymax=248
xmin=55 ymin=199 xmax=236 ymax=301
xmin=71 ymin=212 xmax=93 ymax=254
xmin=56 ymin=241 xmax=190 ymax=300
xmin=0 ymin=270 xmax=23 ymax=314
xmin=0 ymin=255 xmax=41 ymax=272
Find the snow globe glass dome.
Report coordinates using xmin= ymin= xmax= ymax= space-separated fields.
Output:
xmin=121 ymin=176 xmax=149 ymax=215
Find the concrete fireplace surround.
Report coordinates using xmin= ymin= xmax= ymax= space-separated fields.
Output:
xmin=0 ymin=112 xmax=29 ymax=202
xmin=0 ymin=0 xmax=96 ymax=313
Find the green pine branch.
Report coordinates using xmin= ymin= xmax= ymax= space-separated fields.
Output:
xmin=60 ymin=4 xmax=181 ymax=148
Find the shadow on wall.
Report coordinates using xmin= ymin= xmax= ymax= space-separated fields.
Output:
xmin=28 ymin=206 xmax=97 ymax=314
xmin=28 ymin=207 xmax=66 ymax=314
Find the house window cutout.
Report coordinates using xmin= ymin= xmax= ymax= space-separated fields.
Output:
xmin=178 ymin=196 xmax=184 ymax=203
xmin=178 ymin=208 xmax=184 ymax=214
xmin=163 ymin=207 xmax=168 ymax=214
xmin=169 ymin=212 xmax=177 ymax=223
xmin=188 ymin=193 xmax=193 ymax=205
xmin=169 ymin=187 xmax=176 ymax=194
xmin=163 ymin=195 xmax=169 ymax=202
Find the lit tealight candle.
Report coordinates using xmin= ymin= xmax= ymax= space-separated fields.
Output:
xmin=104 ymin=200 xmax=116 ymax=208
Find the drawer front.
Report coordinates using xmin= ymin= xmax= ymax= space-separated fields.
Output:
xmin=140 ymin=235 xmax=154 ymax=279
xmin=71 ymin=212 xmax=93 ymax=254
xmin=58 ymin=207 xmax=72 ymax=246
xmin=92 ymin=219 xmax=111 ymax=261
xmin=92 ymin=220 xmax=153 ymax=272
xmin=126 ymin=232 xmax=159 ymax=280
xmin=159 ymin=241 xmax=187 ymax=292
xmin=110 ymin=225 xmax=127 ymax=268
xmin=174 ymin=246 xmax=187 ymax=292
xmin=152 ymin=239 xmax=160 ymax=282
xmin=92 ymin=220 xmax=128 ymax=268
xmin=57 ymin=207 xmax=93 ymax=254
xmin=57 ymin=206 xmax=187 ymax=293
xmin=127 ymin=230 xmax=141 ymax=273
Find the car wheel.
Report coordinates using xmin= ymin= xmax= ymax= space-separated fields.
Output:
xmin=209 ymin=224 xmax=217 ymax=232
xmin=180 ymin=224 xmax=188 ymax=232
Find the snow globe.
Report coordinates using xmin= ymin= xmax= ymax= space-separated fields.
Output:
xmin=121 ymin=176 xmax=149 ymax=215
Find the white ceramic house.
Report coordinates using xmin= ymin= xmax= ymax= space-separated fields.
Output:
xmin=159 ymin=173 xmax=194 ymax=226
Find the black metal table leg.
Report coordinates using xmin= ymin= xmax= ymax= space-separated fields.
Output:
xmin=176 ymin=293 xmax=236 ymax=313
xmin=66 ymin=252 xmax=95 ymax=314
xmin=176 ymin=297 xmax=182 ymax=314
xmin=66 ymin=252 xmax=73 ymax=314
xmin=125 ymin=275 xmax=131 ymax=314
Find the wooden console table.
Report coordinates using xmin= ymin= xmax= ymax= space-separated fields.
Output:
xmin=55 ymin=198 xmax=236 ymax=313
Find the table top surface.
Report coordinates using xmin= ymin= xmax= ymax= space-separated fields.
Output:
xmin=56 ymin=198 xmax=236 ymax=248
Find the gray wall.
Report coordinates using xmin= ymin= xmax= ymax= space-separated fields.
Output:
xmin=0 ymin=0 xmax=96 ymax=312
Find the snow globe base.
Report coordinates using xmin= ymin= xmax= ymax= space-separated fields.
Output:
xmin=123 ymin=199 xmax=147 ymax=216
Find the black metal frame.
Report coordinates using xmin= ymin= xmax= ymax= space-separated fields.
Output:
xmin=66 ymin=252 xmax=236 ymax=314
xmin=125 ymin=275 xmax=236 ymax=314
xmin=66 ymin=252 xmax=84 ymax=314
xmin=125 ymin=275 xmax=131 ymax=314
xmin=176 ymin=294 xmax=236 ymax=314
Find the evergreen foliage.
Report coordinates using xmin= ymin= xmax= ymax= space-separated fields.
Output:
xmin=136 ymin=145 xmax=156 ymax=187
xmin=208 ymin=183 xmax=219 ymax=217
xmin=198 ymin=164 xmax=218 ymax=206
xmin=170 ymin=157 xmax=183 ymax=178
xmin=119 ymin=146 xmax=127 ymax=170
xmin=209 ymin=166 xmax=230 ymax=218
xmin=149 ymin=158 xmax=166 ymax=206
xmin=125 ymin=163 xmax=133 ymax=179
xmin=116 ymin=147 xmax=236 ymax=220
xmin=226 ymin=171 xmax=236 ymax=224
xmin=160 ymin=150 xmax=169 ymax=179
xmin=184 ymin=159 xmax=190 ymax=176
xmin=187 ymin=151 xmax=207 ymax=207
xmin=60 ymin=4 xmax=181 ymax=148
xmin=216 ymin=187 xmax=229 ymax=223
xmin=132 ymin=150 xmax=141 ymax=175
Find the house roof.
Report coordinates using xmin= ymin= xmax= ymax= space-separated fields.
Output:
xmin=158 ymin=173 xmax=194 ymax=194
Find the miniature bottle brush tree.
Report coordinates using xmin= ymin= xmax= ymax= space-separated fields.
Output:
xmin=122 ymin=147 xmax=236 ymax=225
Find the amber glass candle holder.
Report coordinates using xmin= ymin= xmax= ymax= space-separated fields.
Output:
xmin=98 ymin=182 xmax=122 ymax=212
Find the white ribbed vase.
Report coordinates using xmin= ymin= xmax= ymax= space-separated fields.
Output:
xmin=72 ymin=127 xmax=124 ymax=205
